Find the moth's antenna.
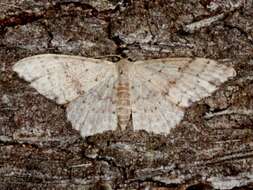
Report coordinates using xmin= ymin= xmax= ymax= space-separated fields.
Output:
xmin=94 ymin=54 xmax=122 ymax=59
xmin=94 ymin=54 xmax=123 ymax=62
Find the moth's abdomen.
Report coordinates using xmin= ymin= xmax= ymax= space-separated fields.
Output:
xmin=116 ymin=81 xmax=131 ymax=130
xmin=116 ymin=61 xmax=131 ymax=130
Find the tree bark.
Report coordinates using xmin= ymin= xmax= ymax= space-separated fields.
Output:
xmin=0 ymin=0 xmax=253 ymax=189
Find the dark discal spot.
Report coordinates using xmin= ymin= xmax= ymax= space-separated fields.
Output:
xmin=154 ymin=106 xmax=157 ymax=110
xmin=131 ymin=86 xmax=134 ymax=89
xmin=85 ymin=68 xmax=89 ymax=72
xmin=158 ymin=69 xmax=162 ymax=73
xmin=95 ymin=77 xmax=98 ymax=82
xmin=148 ymin=79 xmax=151 ymax=82
xmin=188 ymin=57 xmax=196 ymax=64
xmin=162 ymin=91 xmax=169 ymax=96
xmin=168 ymin=80 xmax=176 ymax=85
xmin=179 ymin=64 xmax=190 ymax=72
xmin=77 ymin=90 xmax=85 ymax=95
xmin=112 ymin=111 xmax=116 ymax=114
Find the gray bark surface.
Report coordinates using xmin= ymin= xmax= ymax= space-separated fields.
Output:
xmin=0 ymin=0 xmax=253 ymax=189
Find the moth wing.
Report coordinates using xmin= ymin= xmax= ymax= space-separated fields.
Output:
xmin=66 ymin=70 xmax=118 ymax=137
xmin=129 ymin=73 xmax=185 ymax=134
xmin=13 ymin=54 xmax=115 ymax=104
xmin=130 ymin=58 xmax=236 ymax=134
xmin=129 ymin=64 xmax=184 ymax=134
xmin=132 ymin=58 xmax=236 ymax=107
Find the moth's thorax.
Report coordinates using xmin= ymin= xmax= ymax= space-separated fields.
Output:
xmin=116 ymin=59 xmax=131 ymax=130
xmin=117 ymin=59 xmax=129 ymax=75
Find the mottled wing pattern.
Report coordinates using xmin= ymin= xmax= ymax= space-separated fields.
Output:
xmin=129 ymin=58 xmax=236 ymax=134
xmin=66 ymin=73 xmax=118 ymax=137
xmin=13 ymin=54 xmax=115 ymax=104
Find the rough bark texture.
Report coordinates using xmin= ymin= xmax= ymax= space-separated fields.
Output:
xmin=0 ymin=0 xmax=253 ymax=189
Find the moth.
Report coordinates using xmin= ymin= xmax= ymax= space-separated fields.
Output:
xmin=13 ymin=54 xmax=236 ymax=137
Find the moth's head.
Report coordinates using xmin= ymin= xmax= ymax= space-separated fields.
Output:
xmin=98 ymin=50 xmax=140 ymax=63
xmin=100 ymin=54 xmax=133 ymax=63
xmin=110 ymin=54 xmax=139 ymax=63
xmin=110 ymin=55 xmax=122 ymax=62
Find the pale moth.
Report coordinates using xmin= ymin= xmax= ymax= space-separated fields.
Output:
xmin=13 ymin=54 xmax=236 ymax=137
